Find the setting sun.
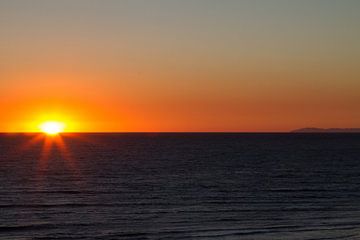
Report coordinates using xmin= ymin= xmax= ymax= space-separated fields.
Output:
xmin=39 ymin=121 xmax=65 ymax=135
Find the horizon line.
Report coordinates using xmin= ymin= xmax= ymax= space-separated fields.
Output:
xmin=1 ymin=131 xmax=359 ymax=134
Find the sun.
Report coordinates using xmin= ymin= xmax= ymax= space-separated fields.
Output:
xmin=39 ymin=121 xmax=65 ymax=135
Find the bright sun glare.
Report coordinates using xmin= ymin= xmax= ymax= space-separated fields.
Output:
xmin=39 ymin=121 xmax=65 ymax=135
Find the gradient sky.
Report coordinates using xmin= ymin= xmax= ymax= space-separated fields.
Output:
xmin=1 ymin=0 xmax=359 ymax=132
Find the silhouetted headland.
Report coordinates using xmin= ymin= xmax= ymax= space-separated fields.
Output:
xmin=292 ymin=128 xmax=360 ymax=133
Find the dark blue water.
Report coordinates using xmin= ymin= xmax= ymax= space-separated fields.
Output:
xmin=1 ymin=133 xmax=360 ymax=239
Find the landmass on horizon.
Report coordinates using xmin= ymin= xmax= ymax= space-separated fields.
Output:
xmin=292 ymin=128 xmax=360 ymax=133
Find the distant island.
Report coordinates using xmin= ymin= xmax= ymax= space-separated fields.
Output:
xmin=292 ymin=128 xmax=360 ymax=133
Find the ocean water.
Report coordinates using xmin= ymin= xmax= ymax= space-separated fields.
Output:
xmin=1 ymin=133 xmax=360 ymax=240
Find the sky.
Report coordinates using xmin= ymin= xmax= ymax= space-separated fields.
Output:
xmin=0 ymin=0 xmax=359 ymax=132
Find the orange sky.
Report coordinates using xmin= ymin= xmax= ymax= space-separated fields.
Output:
xmin=1 ymin=1 xmax=359 ymax=132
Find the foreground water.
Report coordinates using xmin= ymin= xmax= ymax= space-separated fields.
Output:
xmin=1 ymin=133 xmax=360 ymax=240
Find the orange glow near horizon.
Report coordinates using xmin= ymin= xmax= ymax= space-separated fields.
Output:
xmin=0 ymin=72 xmax=132 ymax=133
xmin=39 ymin=121 xmax=65 ymax=135
xmin=25 ymin=110 xmax=80 ymax=133
xmin=1 ymin=71 xmax=359 ymax=133
xmin=0 ymin=68 xmax=359 ymax=133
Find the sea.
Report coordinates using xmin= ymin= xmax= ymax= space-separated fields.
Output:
xmin=1 ymin=133 xmax=360 ymax=240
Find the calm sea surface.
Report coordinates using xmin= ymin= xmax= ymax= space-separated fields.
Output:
xmin=1 ymin=133 xmax=360 ymax=240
